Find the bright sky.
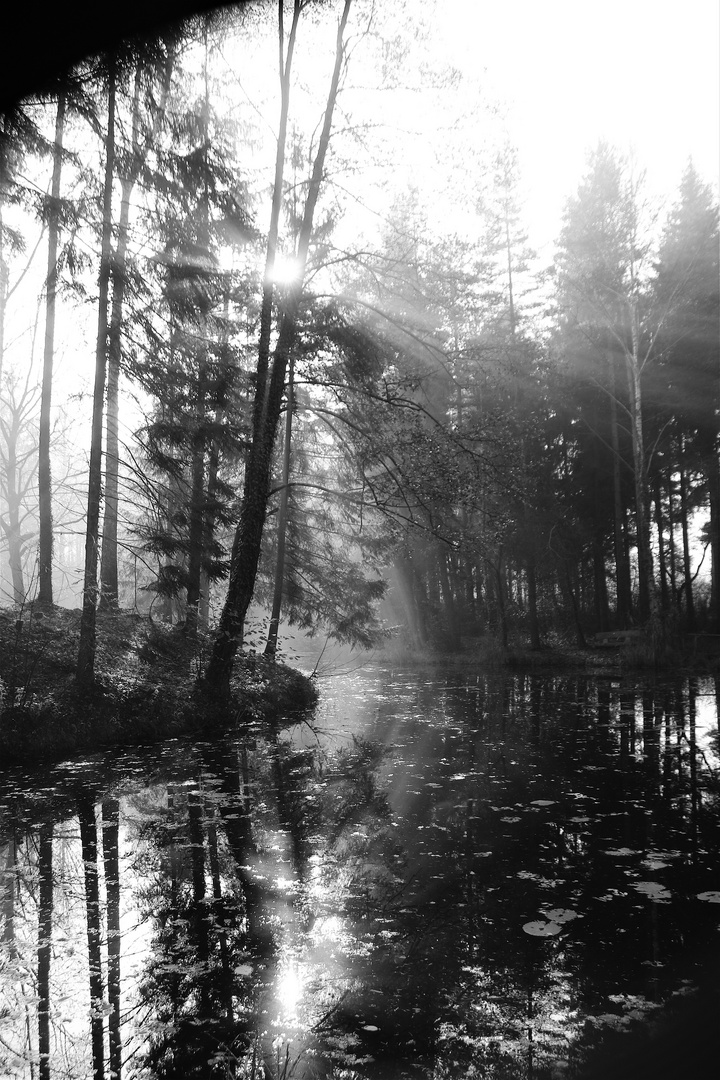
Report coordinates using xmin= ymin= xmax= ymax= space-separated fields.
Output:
xmin=435 ymin=0 xmax=720 ymax=255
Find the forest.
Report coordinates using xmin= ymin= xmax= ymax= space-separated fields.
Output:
xmin=0 ymin=0 xmax=718 ymax=698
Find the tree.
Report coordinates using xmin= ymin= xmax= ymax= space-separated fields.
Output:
xmin=205 ymin=0 xmax=353 ymax=691
xmin=77 ymin=59 xmax=117 ymax=687
xmin=37 ymin=91 xmax=66 ymax=607
xmin=653 ymin=163 xmax=720 ymax=629
xmin=100 ymin=42 xmax=177 ymax=610
xmin=555 ymin=144 xmax=660 ymax=627
xmin=0 ymin=369 xmax=41 ymax=603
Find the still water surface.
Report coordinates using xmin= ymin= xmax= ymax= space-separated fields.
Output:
xmin=1 ymin=665 xmax=720 ymax=1079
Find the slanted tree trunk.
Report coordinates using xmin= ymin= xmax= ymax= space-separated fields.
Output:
xmin=205 ymin=0 xmax=352 ymax=692
xmin=38 ymin=92 xmax=65 ymax=608
xmin=265 ymin=356 xmax=294 ymax=658
xmin=77 ymin=59 xmax=116 ymax=688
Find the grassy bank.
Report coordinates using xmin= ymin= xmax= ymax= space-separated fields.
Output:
xmin=380 ymin=630 xmax=720 ymax=675
xmin=0 ymin=606 xmax=317 ymax=767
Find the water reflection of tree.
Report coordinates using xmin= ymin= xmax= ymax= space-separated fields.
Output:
xmin=131 ymin=785 xmax=248 ymax=1076
xmin=129 ymin=738 xmax=311 ymax=1080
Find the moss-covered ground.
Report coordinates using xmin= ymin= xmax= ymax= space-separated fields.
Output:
xmin=0 ymin=605 xmax=317 ymax=766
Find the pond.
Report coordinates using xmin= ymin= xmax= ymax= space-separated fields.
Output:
xmin=1 ymin=665 xmax=720 ymax=1079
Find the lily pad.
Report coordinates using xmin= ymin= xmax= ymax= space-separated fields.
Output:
xmin=541 ymin=908 xmax=582 ymax=924
xmin=697 ymin=891 xmax=720 ymax=903
xmin=523 ymin=920 xmax=562 ymax=937
xmin=632 ymin=881 xmax=671 ymax=901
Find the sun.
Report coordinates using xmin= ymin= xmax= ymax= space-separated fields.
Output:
xmin=270 ymin=252 xmax=303 ymax=286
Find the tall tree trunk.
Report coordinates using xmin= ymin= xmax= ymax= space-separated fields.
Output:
xmin=77 ymin=60 xmax=116 ymax=687
xmin=1 ymin=407 xmax=26 ymax=604
xmin=563 ymin=561 xmax=586 ymax=648
xmin=37 ymin=823 xmax=53 ymax=1080
xmin=100 ymin=57 xmax=173 ymax=609
xmin=654 ymin=475 xmax=669 ymax=613
xmin=437 ymin=543 xmax=461 ymax=650
xmin=78 ymin=795 xmax=106 ymax=1080
xmin=0 ymin=197 xmax=7 ymax=383
xmin=206 ymin=0 xmax=352 ymax=691
xmin=102 ymin=800 xmax=121 ymax=1080
xmin=526 ymin=556 xmax=541 ymax=649
xmin=99 ymin=110 xmax=138 ymax=608
xmin=184 ymin=401 xmax=207 ymax=635
xmin=38 ymin=92 xmax=65 ymax=608
xmin=592 ymin=538 xmax=610 ymax=630
xmin=667 ymin=472 xmax=678 ymax=610
xmin=492 ymin=551 xmax=508 ymax=649
xmin=184 ymin=38 xmax=212 ymax=637
xmin=678 ymin=434 xmax=696 ymax=631
xmin=708 ymin=448 xmax=720 ymax=632
xmin=608 ymin=351 xmax=632 ymax=625
xmin=625 ymin=309 xmax=658 ymax=625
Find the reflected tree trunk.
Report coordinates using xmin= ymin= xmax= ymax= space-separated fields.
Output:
xmin=102 ymin=799 xmax=121 ymax=1080
xmin=207 ymin=810 xmax=233 ymax=1024
xmin=1 ymin=834 xmax=16 ymax=954
xmin=78 ymin=796 xmax=106 ymax=1080
xmin=37 ymin=822 xmax=53 ymax=1080
xmin=688 ymin=681 xmax=699 ymax=862
xmin=187 ymin=791 xmax=210 ymax=1013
